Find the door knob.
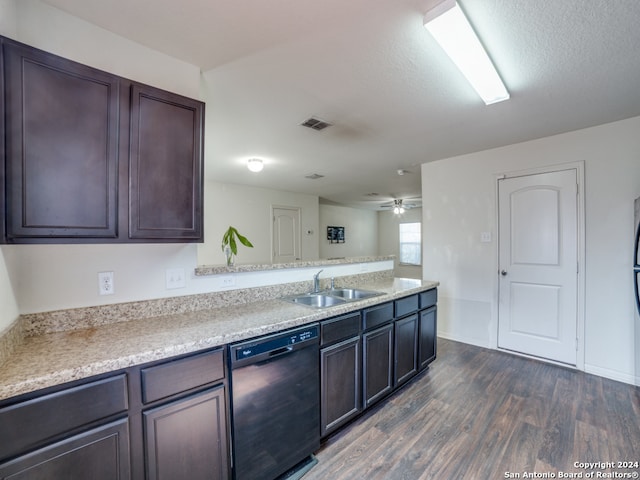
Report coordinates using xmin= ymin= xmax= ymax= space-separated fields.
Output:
xmin=501 ymin=270 xmax=508 ymax=276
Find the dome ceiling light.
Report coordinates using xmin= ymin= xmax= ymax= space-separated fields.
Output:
xmin=247 ymin=158 xmax=264 ymax=172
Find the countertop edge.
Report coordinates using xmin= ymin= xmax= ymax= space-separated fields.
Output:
xmin=194 ymin=255 xmax=396 ymax=275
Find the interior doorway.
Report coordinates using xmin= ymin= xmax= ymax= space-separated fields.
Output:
xmin=272 ymin=206 xmax=301 ymax=263
xmin=497 ymin=167 xmax=582 ymax=366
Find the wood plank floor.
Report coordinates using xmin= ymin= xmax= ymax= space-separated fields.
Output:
xmin=305 ymin=338 xmax=640 ymax=480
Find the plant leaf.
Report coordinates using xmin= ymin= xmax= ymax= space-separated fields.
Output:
xmin=221 ymin=226 xmax=253 ymax=253
xmin=236 ymin=232 xmax=254 ymax=248
xmin=229 ymin=236 xmax=238 ymax=255
xmin=221 ymin=226 xmax=232 ymax=251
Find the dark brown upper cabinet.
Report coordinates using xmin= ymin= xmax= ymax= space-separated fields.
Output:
xmin=129 ymin=85 xmax=203 ymax=240
xmin=3 ymin=40 xmax=120 ymax=240
xmin=1 ymin=37 xmax=204 ymax=243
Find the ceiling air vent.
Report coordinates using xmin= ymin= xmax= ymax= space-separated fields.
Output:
xmin=300 ymin=117 xmax=332 ymax=131
xmin=304 ymin=173 xmax=325 ymax=180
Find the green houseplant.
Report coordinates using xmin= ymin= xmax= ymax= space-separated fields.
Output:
xmin=221 ymin=226 xmax=254 ymax=266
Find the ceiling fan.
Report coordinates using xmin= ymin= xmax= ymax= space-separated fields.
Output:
xmin=380 ymin=198 xmax=419 ymax=214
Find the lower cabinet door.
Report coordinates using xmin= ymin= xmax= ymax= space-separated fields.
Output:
xmin=0 ymin=418 xmax=130 ymax=480
xmin=320 ymin=336 xmax=362 ymax=436
xmin=394 ymin=314 xmax=419 ymax=386
xmin=144 ymin=386 xmax=229 ymax=480
xmin=363 ymin=324 xmax=394 ymax=408
xmin=419 ymin=306 xmax=437 ymax=370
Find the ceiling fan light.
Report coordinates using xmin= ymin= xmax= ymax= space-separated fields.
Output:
xmin=247 ymin=158 xmax=264 ymax=172
xmin=424 ymin=0 xmax=509 ymax=105
xmin=392 ymin=199 xmax=406 ymax=215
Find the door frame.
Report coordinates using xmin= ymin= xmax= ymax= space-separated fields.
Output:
xmin=493 ymin=161 xmax=586 ymax=371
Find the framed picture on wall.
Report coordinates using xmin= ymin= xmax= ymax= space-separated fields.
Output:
xmin=327 ymin=226 xmax=345 ymax=243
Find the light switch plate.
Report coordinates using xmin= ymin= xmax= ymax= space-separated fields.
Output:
xmin=220 ymin=276 xmax=236 ymax=288
xmin=166 ymin=268 xmax=186 ymax=289
xmin=480 ymin=232 xmax=492 ymax=243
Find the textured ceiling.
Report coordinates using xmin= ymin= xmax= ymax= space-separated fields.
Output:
xmin=42 ymin=0 xmax=640 ymax=209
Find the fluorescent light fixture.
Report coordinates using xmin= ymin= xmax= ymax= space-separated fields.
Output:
xmin=424 ymin=0 xmax=509 ymax=105
xmin=247 ymin=158 xmax=264 ymax=172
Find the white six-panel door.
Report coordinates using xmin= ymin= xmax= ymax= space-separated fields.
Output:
xmin=498 ymin=169 xmax=578 ymax=365
xmin=272 ymin=206 xmax=301 ymax=263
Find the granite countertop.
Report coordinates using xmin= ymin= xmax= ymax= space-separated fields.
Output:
xmin=0 ymin=278 xmax=438 ymax=401
xmin=194 ymin=255 xmax=395 ymax=275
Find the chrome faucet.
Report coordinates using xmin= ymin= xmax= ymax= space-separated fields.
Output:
xmin=312 ymin=269 xmax=324 ymax=293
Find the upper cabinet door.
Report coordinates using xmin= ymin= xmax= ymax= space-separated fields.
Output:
xmin=129 ymin=85 xmax=204 ymax=240
xmin=3 ymin=40 xmax=120 ymax=241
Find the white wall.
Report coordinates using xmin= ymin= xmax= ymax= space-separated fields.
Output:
xmin=2 ymin=241 xmax=391 ymax=314
xmin=198 ymin=182 xmax=320 ymax=265
xmin=0 ymin=250 xmax=19 ymax=332
xmin=377 ymin=208 xmax=422 ymax=279
xmin=319 ymin=204 xmax=378 ymax=259
xmin=2 ymin=244 xmax=200 ymax=313
xmin=422 ymin=115 xmax=640 ymax=386
xmin=0 ymin=0 xmax=17 ymax=39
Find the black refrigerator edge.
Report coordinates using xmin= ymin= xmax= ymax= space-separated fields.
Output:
xmin=634 ymin=197 xmax=640 ymax=387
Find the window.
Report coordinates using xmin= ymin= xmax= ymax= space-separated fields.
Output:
xmin=399 ymin=222 xmax=421 ymax=265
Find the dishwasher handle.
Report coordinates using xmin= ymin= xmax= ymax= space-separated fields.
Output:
xmin=246 ymin=345 xmax=296 ymax=368
xmin=269 ymin=346 xmax=293 ymax=357
xmin=230 ymin=324 xmax=319 ymax=368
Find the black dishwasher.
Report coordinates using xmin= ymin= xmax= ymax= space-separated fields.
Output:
xmin=230 ymin=324 xmax=320 ymax=480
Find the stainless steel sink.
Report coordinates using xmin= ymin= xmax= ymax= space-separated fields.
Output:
xmin=281 ymin=287 xmax=383 ymax=308
xmin=325 ymin=288 xmax=384 ymax=300
xmin=283 ymin=293 xmax=347 ymax=308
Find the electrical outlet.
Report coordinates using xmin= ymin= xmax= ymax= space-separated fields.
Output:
xmin=220 ymin=276 xmax=236 ymax=288
xmin=166 ymin=268 xmax=186 ymax=289
xmin=98 ymin=271 xmax=114 ymax=295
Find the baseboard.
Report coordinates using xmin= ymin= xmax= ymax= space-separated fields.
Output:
xmin=585 ymin=363 xmax=639 ymax=387
xmin=440 ymin=333 xmax=639 ymax=387
xmin=437 ymin=332 xmax=491 ymax=349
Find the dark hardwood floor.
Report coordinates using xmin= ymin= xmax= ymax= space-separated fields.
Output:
xmin=306 ymin=338 xmax=640 ymax=480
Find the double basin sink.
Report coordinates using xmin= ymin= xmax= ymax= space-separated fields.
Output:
xmin=282 ymin=288 xmax=384 ymax=309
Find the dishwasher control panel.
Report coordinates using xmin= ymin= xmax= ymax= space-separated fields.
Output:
xmin=231 ymin=324 xmax=319 ymax=363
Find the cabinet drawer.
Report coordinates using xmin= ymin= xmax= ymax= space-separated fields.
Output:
xmin=362 ymin=302 xmax=393 ymax=331
xmin=395 ymin=294 xmax=419 ymax=318
xmin=321 ymin=312 xmax=361 ymax=346
xmin=141 ymin=348 xmax=225 ymax=404
xmin=0 ymin=374 xmax=128 ymax=461
xmin=420 ymin=289 xmax=438 ymax=309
